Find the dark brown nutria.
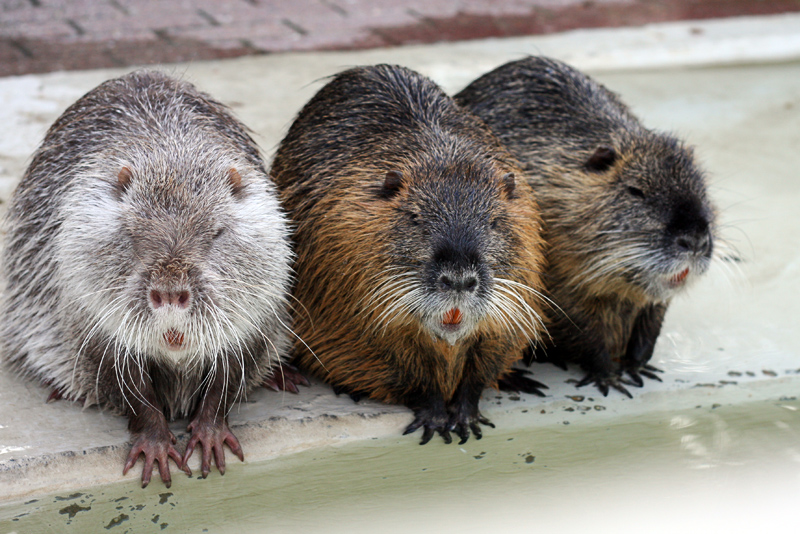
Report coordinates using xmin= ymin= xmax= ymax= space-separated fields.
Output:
xmin=456 ymin=56 xmax=717 ymax=397
xmin=0 ymin=70 xmax=294 ymax=487
xmin=271 ymin=64 xmax=547 ymax=444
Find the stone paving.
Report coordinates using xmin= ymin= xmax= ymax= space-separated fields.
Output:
xmin=2 ymin=0 xmax=800 ymax=77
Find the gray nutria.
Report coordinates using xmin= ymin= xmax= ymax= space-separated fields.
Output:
xmin=271 ymin=64 xmax=547 ymax=444
xmin=456 ymin=57 xmax=717 ymax=397
xmin=1 ymin=70 xmax=293 ymax=487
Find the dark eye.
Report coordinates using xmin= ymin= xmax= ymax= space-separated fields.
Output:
xmin=491 ymin=218 xmax=500 ymax=230
xmin=627 ymin=186 xmax=645 ymax=199
xmin=213 ymin=228 xmax=226 ymax=239
xmin=408 ymin=212 xmax=419 ymax=226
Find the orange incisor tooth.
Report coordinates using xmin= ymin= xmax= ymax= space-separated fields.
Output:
xmin=164 ymin=329 xmax=184 ymax=347
xmin=673 ymin=268 xmax=690 ymax=284
xmin=443 ymin=308 xmax=463 ymax=325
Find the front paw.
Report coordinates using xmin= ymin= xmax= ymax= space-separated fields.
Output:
xmin=576 ymin=371 xmax=636 ymax=399
xmin=403 ymin=402 xmax=452 ymax=445
xmin=123 ymin=428 xmax=188 ymax=488
xmin=447 ymin=408 xmax=495 ymax=445
xmin=182 ymin=417 xmax=244 ymax=478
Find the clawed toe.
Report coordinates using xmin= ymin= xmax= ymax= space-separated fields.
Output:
xmin=183 ymin=418 xmax=244 ymax=478
xmin=625 ymin=363 xmax=664 ymax=386
xmin=404 ymin=404 xmax=451 ymax=445
xmin=576 ymin=372 xmax=633 ymax=399
xmin=263 ymin=362 xmax=311 ymax=394
xmin=448 ymin=411 xmax=494 ymax=445
xmin=497 ymin=368 xmax=549 ymax=397
xmin=123 ymin=431 xmax=187 ymax=488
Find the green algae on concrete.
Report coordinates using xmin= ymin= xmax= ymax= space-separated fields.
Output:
xmin=2 ymin=397 xmax=799 ymax=533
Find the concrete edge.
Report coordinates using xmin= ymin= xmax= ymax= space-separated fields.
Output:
xmin=3 ymin=374 xmax=798 ymax=505
xmin=0 ymin=406 xmax=410 ymax=504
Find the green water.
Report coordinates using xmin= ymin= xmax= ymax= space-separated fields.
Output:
xmin=2 ymin=398 xmax=799 ymax=534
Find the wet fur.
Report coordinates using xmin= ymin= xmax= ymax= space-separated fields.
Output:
xmin=272 ymin=65 xmax=545 ymax=439
xmin=1 ymin=70 xmax=292 ymax=421
xmin=456 ymin=57 xmax=717 ymax=394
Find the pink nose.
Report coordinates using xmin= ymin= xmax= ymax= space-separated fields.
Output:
xmin=149 ymin=289 xmax=191 ymax=309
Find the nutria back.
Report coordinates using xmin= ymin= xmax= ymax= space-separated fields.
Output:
xmin=273 ymin=64 xmax=546 ymax=443
xmin=456 ymin=57 xmax=717 ymax=396
xmin=1 ymin=70 xmax=293 ymax=485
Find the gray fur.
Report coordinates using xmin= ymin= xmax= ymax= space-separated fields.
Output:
xmin=457 ymin=57 xmax=717 ymax=394
xmin=1 ymin=70 xmax=293 ymax=418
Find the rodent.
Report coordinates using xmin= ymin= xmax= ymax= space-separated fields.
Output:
xmin=271 ymin=64 xmax=547 ymax=445
xmin=455 ymin=56 xmax=717 ymax=397
xmin=0 ymin=70 xmax=293 ymax=487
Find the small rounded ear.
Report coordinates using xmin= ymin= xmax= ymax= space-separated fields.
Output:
xmin=228 ymin=168 xmax=242 ymax=188
xmin=117 ymin=166 xmax=132 ymax=192
xmin=228 ymin=168 xmax=245 ymax=195
xmin=381 ymin=170 xmax=404 ymax=198
xmin=501 ymin=172 xmax=515 ymax=198
xmin=584 ymin=146 xmax=617 ymax=173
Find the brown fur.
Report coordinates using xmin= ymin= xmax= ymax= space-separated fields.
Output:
xmin=456 ymin=57 xmax=716 ymax=396
xmin=272 ymin=64 xmax=546 ymax=443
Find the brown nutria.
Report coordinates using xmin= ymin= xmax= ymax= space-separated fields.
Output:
xmin=271 ymin=64 xmax=547 ymax=444
xmin=456 ymin=56 xmax=717 ymax=397
xmin=0 ymin=70 xmax=294 ymax=487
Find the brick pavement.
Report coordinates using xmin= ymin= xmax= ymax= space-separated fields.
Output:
xmin=2 ymin=0 xmax=800 ymax=77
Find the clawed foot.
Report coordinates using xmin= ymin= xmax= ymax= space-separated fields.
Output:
xmin=496 ymin=368 xmax=549 ymax=397
xmin=123 ymin=428 xmax=188 ymax=488
xmin=576 ymin=371 xmax=635 ymax=399
xmin=182 ymin=417 xmax=244 ymax=478
xmin=624 ymin=363 xmax=663 ymax=387
xmin=404 ymin=393 xmax=495 ymax=445
xmin=262 ymin=362 xmax=311 ymax=394
xmin=404 ymin=402 xmax=452 ymax=445
xmin=447 ymin=408 xmax=495 ymax=445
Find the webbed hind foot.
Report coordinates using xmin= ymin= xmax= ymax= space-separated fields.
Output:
xmin=262 ymin=362 xmax=311 ymax=394
xmin=624 ymin=363 xmax=664 ymax=387
xmin=497 ymin=368 xmax=548 ymax=397
xmin=576 ymin=371 xmax=635 ymax=399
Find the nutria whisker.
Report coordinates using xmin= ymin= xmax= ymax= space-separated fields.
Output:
xmin=272 ymin=64 xmax=546 ymax=442
xmin=490 ymin=282 xmax=544 ymax=337
xmin=74 ymin=293 xmax=129 ymax=391
xmin=493 ymin=279 xmax=548 ymax=324
xmin=1 ymin=70 xmax=294 ymax=486
xmin=72 ymin=285 xmax=129 ymax=301
xmin=458 ymin=56 xmax=718 ymax=395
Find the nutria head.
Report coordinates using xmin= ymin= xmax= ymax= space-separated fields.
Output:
xmin=367 ymin=154 xmax=538 ymax=346
xmin=55 ymin=143 xmax=291 ymax=364
xmin=569 ymin=133 xmax=715 ymax=301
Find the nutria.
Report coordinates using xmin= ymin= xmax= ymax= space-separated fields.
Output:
xmin=271 ymin=64 xmax=547 ymax=445
xmin=0 ymin=70 xmax=294 ymax=487
xmin=456 ymin=57 xmax=717 ymax=397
